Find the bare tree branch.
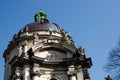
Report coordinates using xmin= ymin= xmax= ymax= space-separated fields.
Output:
xmin=105 ymin=39 xmax=120 ymax=80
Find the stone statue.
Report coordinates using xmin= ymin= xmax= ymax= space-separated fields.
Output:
xmin=18 ymin=46 xmax=23 ymax=56
xmin=73 ymin=46 xmax=85 ymax=60
xmin=33 ymin=33 xmax=39 ymax=44
xmin=34 ymin=11 xmax=48 ymax=23
xmin=15 ymin=67 xmax=21 ymax=77
xmin=78 ymin=46 xmax=85 ymax=55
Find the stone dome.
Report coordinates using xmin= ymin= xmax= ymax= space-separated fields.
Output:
xmin=18 ymin=11 xmax=64 ymax=35
xmin=18 ymin=22 xmax=63 ymax=35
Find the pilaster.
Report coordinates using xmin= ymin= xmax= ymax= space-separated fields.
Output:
xmin=76 ymin=66 xmax=83 ymax=80
xmin=23 ymin=64 xmax=31 ymax=80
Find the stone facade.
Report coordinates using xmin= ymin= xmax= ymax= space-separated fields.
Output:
xmin=3 ymin=11 xmax=92 ymax=80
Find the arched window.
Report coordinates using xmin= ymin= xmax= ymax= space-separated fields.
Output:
xmin=50 ymin=78 xmax=57 ymax=80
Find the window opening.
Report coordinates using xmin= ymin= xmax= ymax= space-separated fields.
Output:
xmin=50 ymin=78 xmax=57 ymax=80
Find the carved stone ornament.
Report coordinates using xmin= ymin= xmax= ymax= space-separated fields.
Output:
xmin=78 ymin=46 xmax=85 ymax=55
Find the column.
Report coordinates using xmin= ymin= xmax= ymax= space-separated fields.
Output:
xmin=33 ymin=63 xmax=40 ymax=80
xmin=67 ymin=65 xmax=77 ymax=80
xmin=23 ymin=65 xmax=31 ymax=80
xmin=76 ymin=66 xmax=83 ymax=80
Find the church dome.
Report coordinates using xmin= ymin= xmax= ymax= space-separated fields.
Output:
xmin=18 ymin=11 xmax=63 ymax=35
xmin=18 ymin=22 xmax=63 ymax=34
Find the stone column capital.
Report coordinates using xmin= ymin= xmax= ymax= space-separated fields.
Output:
xmin=67 ymin=70 xmax=77 ymax=76
xmin=33 ymin=63 xmax=41 ymax=76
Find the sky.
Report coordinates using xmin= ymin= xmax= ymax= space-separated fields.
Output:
xmin=0 ymin=0 xmax=120 ymax=80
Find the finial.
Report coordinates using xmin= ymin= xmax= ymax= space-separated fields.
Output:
xmin=34 ymin=11 xmax=48 ymax=23
xmin=105 ymin=75 xmax=112 ymax=80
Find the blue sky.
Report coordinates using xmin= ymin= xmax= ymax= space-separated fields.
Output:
xmin=0 ymin=0 xmax=120 ymax=80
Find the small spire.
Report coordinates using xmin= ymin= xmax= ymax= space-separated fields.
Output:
xmin=34 ymin=11 xmax=49 ymax=23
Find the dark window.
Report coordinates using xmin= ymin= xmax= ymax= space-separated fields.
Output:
xmin=50 ymin=78 xmax=57 ymax=80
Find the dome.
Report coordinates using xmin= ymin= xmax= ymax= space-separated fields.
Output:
xmin=18 ymin=11 xmax=64 ymax=34
xmin=18 ymin=22 xmax=63 ymax=34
